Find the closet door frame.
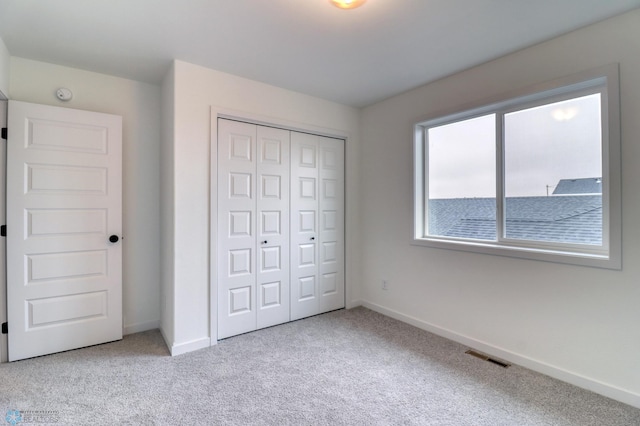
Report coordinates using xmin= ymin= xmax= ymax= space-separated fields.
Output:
xmin=210 ymin=108 xmax=349 ymax=343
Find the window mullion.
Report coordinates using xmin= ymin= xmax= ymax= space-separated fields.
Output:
xmin=495 ymin=112 xmax=505 ymax=243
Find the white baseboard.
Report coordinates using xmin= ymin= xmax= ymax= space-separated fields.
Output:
xmin=169 ymin=336 xmax=211 ymax=357
xmin=123 ymin=320 xmax=160 ymax=335
xmin=361 ymin=300 xmax=640 ymax=409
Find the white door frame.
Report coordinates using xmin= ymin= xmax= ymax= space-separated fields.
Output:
xmin=0 ymin=96 xmax=7 ymax=363
xmin=209 ymin=106 xmax=351 ymax=344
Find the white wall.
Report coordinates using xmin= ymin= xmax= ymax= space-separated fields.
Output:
xmin=360 ymin=10 xmax=640 ymax=407
xmin=0 ymin=37 xmax=9 ymax=97
xmin=162 ymin=60 xmax=361 ymax=354
xmin=160 ymin=63 xmax=175 ymax=345
xmin=9 ymin=58 xmax=162 ymax=335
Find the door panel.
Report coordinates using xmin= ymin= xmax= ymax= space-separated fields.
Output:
xmin=256 ymin=125 xmax=290 ymax=329
xmin=318 ymin=137 xmax=345 ymax=312
xmin=217 ymin=120 xmax=291 ymax=337
xmin=290 ymin=132 xmax=320 ymax=321
xmin=7 ymin=100 xmax=122 ymax=361
xmin=290 ymin=133 xmax=345 ymax=321
xmin=217 ymin=119 xmax=257 ymax=339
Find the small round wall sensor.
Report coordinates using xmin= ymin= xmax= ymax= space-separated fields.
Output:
xmin=55 ymin=87 xmax=73 ymax=101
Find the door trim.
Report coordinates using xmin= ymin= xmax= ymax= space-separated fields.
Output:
xmin=0 ymin=97 xmax=7 ymax=363
xmin=209 ymin=106 xmax=351 ymax=343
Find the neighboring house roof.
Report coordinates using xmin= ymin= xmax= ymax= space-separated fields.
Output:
xmin=428 ymin=195 xmax=602 ymax=245
xmin=552 ymin=177 xmax=602 ymax=195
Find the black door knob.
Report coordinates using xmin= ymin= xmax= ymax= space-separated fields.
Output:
xmin=109 ymin=235 xmax=120 ymax=243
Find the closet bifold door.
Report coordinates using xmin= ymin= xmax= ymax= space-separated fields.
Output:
xmin=217 ymin=119 xmax=290 ymax=339
xmin=218 ymin=119 xmax=257 ymax=339
xmin=290 ymin=132 xmax=345 ymax=321
xmin=317 ymin=136 xmax=345 ymax=314
xmin=255 ymin=125 xmax=290 ymax=330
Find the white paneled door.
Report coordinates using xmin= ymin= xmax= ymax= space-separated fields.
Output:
xmin=217 ymin=119 xmax=345 ymax=339
xmin=6 ymin=100 xmax=122 ymax=361
xmin=256 ymin=125 xmax=290 ymax=329
xmin=290 ymin=132 xmax=344 ymax=321
xmin=217 ymin=119 xmax=291 ymax=339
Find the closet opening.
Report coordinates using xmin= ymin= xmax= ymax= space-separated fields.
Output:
xmin=213 ymin=117 xmax=346 ymax=340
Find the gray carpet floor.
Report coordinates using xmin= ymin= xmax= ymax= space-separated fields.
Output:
xmin=1 ymin=307 xmax=639 ymax=425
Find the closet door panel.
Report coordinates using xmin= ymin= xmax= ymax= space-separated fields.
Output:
xmin=290 ymin=132 xmax=319 ymax=321
xmin=218 ymin=119 xmax=257 ymax=339
xmin=256 ymin=126 xmax=290 ymax=329
xmin=318 ymin=137 xmax=345 ymax=313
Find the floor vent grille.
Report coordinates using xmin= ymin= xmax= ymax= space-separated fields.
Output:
xmin=465 ymin=349 xmax=511 ymax=368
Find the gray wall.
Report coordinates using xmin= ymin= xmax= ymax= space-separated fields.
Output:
xmin=359 ymin=10 xmax=640 ymax=406
xmin=0 ymin=37 xmax=9 ymax=97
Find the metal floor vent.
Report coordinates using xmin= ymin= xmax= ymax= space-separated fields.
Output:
xmin=465 ymin=349 xmax=511 ymax=368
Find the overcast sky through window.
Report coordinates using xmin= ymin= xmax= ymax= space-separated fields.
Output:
xmin=428 ymin=94 xmax=602 ymax=199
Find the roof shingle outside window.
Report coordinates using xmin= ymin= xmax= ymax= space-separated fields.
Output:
xmin=428 ymin=195 xmax=602 ymax=245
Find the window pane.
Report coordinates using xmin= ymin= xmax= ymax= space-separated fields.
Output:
xmin=504 ymin=94 xmax=602 ymax=245
xmin=427 ymin=114 xmax=496 ymax=240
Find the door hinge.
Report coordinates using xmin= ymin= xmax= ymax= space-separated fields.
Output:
xmin=1 ymin=127 xmax=6 ymax=140
xmin=0 ymin=225 xmax=5 ymax=237
xmin=1 ymin=323 xmax=7 ymax=334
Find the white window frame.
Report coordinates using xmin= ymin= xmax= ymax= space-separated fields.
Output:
xmin=413 ymin=64 xmax=621 ymax=269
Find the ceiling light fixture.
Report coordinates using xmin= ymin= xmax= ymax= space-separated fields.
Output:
xmin=330 ymin=0 xmax=366 ymax=10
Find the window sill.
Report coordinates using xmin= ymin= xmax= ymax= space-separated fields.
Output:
xmin=412 ymin=236 xmax=620 ymax=270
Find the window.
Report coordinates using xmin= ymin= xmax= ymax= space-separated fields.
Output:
xmin=413 ymin=65 xmax=621 ymax=269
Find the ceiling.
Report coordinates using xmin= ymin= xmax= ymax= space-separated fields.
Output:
xmin=1 ymin=0 xmax=639 ymax=107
